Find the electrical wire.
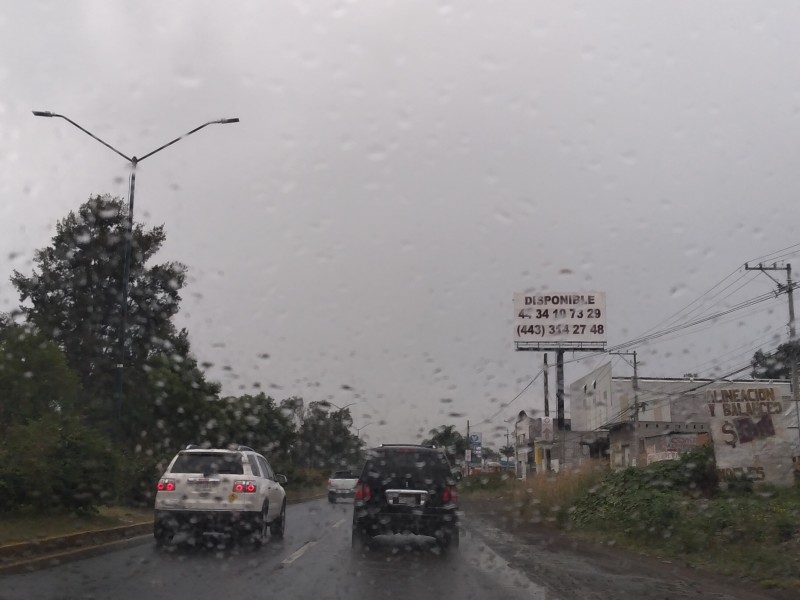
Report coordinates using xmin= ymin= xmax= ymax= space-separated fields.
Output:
xmin=479 ymin=368 xmax=544 ymax=425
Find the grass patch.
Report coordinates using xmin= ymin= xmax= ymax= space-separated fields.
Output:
xmin=566 ymin=448 xmax=800 ymax=590
xmin=0 ymin=505 xmax=152 ymax=545
xmin=460 ymin=462 xmax=609 ymax=525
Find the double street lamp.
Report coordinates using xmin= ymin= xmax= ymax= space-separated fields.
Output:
xmin=32 ymin=111 xmax=239 ymax=432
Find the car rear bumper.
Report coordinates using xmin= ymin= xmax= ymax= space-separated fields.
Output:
xmin=353 ymin=507 xmax=458 ymax=537
xmin=328 ymin=488 xmax=355 ymax=497
xmin=154 ymin=509 xmax=261 ymax=535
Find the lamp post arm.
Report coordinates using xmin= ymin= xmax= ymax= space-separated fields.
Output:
xmin=137 ymin=118 xmax=240 ymax=163
xmin=45 ymin=112 xmax=134 ymax=163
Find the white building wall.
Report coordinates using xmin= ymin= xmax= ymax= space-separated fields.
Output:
xmin=569 ymin=362 xmax=613 ymax=431
xmin=570 ymin=364 xmax=794 ymax=432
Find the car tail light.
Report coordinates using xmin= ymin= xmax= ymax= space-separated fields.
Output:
xmin=157 ymin=479 xmax=176 ymax=492
xmin=328 ymin=479 xmax=332 ymax=487
xmin=442 ymin=485 xmax=458 ymax=504
xmin=233 ymin=480 xmax=257 ymax=493
xmin=354 ymin=482 xmax=371 ymax=501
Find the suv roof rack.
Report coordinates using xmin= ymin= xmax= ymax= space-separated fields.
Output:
xmin=235 ymin=445 xmax=255 ymax=452
xmin=185 ymin=444 xmax=200 ymax=450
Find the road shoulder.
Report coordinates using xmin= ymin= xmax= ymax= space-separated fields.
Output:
xmin=461 ymin=496 xmax=795 ymax=600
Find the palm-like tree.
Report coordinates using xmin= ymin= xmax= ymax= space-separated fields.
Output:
xmin=423 ymin=424 xmax=467 ymax=463
xmin=500 ymin=444 xmax=515 ymax=461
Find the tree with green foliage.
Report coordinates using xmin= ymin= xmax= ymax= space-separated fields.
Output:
xmin=11 ymin=195 xmax=189 ymax=434
xmin=751 ymin=342 xmax=799 ymax=379
xmin=0 ymin=414 xmax=121 ymax=513
xmin=500 ymin=444 xmax=515 ymax=461
xmin=423 ymin=424 xmax=467 ymax=463
xmin=208 ymin=393 xmax=297 ymax=463
xmin=295 ymin=401 xmax=363 ymax=470
xmin=126 ymin=329 xmax=222 ymax=455
xmin=0 ymin=324 xmax=81 ymax=432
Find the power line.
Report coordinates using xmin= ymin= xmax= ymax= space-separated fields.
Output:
xmin=748 ymin=242 xmax=800 ymax=266
xmin=480 ymin=368 xmax=544 ymax=425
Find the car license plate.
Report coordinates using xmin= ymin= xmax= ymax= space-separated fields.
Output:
xmin=194 ymin=482 xmax=213 ymax=492
xmin=398 ymin=495 xmax=416 ymax=506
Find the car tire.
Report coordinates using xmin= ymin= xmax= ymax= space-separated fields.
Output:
xmin=436 ymin=524 xmax=459 ymax=552
xmin=270 ymin=501 xmax=286 ymax=538
xmin=351 ymin=526 xmax=371 ymax=553
xmin=154 ymin=522 xmax=172 ymax=548
xmin=448 ymin=525 xmax=460 ymax=548
xmin=250 ymin=505 xmax=268 ymax=547
xmin=328 ymin=492 xmax=336 ymax=503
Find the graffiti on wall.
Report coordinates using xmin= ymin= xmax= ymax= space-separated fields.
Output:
xmin=702 ymin=386 xmax=796 ymax=486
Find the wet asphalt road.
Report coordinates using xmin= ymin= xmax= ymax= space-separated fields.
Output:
xmin=0 ymin=499 xmax=547 ymax=600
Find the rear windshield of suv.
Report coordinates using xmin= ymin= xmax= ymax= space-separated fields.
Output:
xmin=170 ymin=452 xmax=244 ymax=475
xmin=362 ymin=449 xmax=452 ymax=486
xmin=332 ymin=471 xmax=355 ymax=478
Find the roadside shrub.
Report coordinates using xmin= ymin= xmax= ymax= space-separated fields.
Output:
xmin=0 ymin=415 xmax=121 ymax=514
xmin=570 ymin=449 xmax=717 ymax=538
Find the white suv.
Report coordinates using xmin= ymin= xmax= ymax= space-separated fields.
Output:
xmin=154 ymin=445 xmax=287 ymax=546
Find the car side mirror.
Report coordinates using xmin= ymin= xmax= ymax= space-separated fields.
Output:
xmin=276 ymin=474 xmax=288 ymax=485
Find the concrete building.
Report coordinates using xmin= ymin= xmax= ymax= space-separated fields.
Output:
xmin=514 ymin=410 xmax=606 ymax=476
xmin=570 ymin=362 xmax=795 ymax=470
xmin=607 ymin=421 xmax=710 ymax=468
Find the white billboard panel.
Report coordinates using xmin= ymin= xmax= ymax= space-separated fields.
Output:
xmin=514 ymin=292 xmax=607 ymax=345
xmin=702 ymin=386 xmax=797 ymax=486
xmin=469 ymin=432 xmax=483 ymax=461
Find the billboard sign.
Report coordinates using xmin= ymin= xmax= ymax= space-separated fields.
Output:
xmin=702 ymin=386 xmax=797 ymax=485
xmin=541 ymin=417 xmax=554 ymax=442
xmin=514 ymin=292 xmax=607 ymax=346
xmin=469 ymin=432 xmax=482 ymax=462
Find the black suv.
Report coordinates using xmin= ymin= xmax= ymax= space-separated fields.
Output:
xmin=352 ymin=444 xmax=459 ymax=552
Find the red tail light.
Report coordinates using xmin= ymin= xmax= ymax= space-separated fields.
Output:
xmin=157 ymin=479 xmax=176 ymax=492
xmin=328 ymin=479 xmax=332 ymax=487
xmin=233 ymin=480 xmax=257 ymax=493
xmin=442 ymin=485 xmax=458 ymax=504
xmin=354 ymin=482 xmax=371 ymax=501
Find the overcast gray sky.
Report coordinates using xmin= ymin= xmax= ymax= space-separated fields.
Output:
xmin=3 ymin=1 xmax=800 ymax=447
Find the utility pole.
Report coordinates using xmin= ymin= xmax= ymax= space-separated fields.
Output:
xmin=543 ymin=353 xmax=550 ymax=417
xmin=466 ymin=420 xmax=470 ymax=477
xmin=611 ymin=350 xmax=639 ymax=466
xmin=745 ymin=262 xmax=800 ymax=451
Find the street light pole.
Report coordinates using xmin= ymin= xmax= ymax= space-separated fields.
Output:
xmin=355 ymin=422 xmax=372 ymax=438
xmin=32 ymin=111 xmax=239 ymax=436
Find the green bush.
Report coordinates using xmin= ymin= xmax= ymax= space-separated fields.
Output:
xmin=0 ymin=415 xmax=121 ymax=514
xmin=570 ymin=447 xmax=717 ymax=538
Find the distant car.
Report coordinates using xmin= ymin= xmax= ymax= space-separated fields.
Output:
xmin=328 ymin=470 xmax=358 ymax=503
xmin=352 ymin=444 xmax=459 ymax=552
xmin=154 ymin=445 xmax=287 ymax=546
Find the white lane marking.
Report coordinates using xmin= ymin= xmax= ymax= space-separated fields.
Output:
xmin=332 ymin=518 xmax=346 ymax=529
xmin=281 ymin=541 xmax=317 ymax=565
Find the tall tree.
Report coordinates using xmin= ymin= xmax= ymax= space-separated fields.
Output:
xmin=128 ymin=329 xmax=221 ymax=455
xmin=208 ymin=393 xmax=297 ymax=464
xmin=296 ymin=401 xmax=362 ymax=470
xmin=0 ymin=324 xmax=81 ymax=432
xmin=751 ymin=342 xmax=799 ymax=379
xmin=11 ymin=195 xmax=187 ymax=431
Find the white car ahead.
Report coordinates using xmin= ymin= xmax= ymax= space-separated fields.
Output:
xmin=154 ymin=445 xmax=287 ymax=546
